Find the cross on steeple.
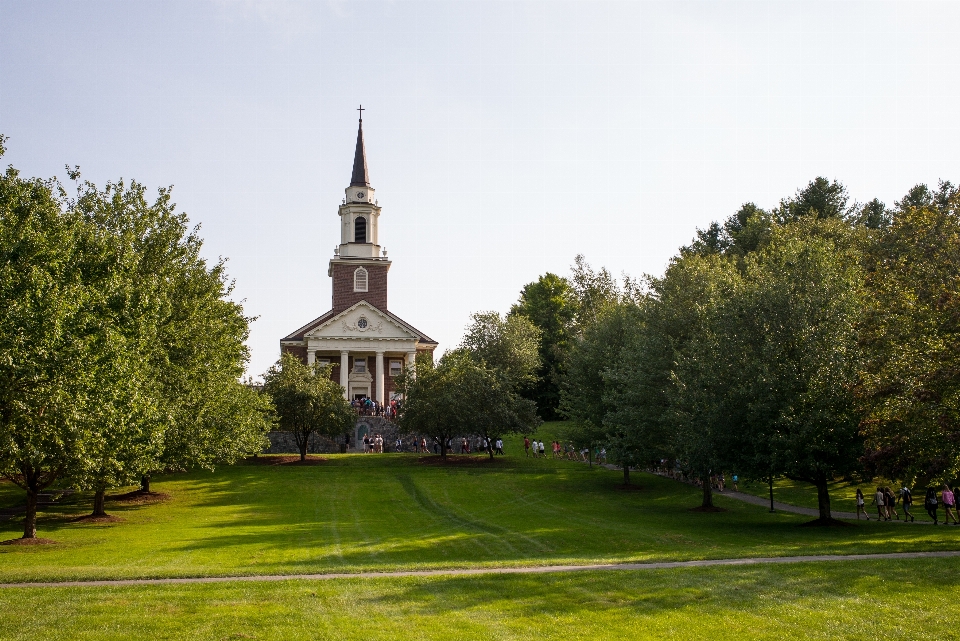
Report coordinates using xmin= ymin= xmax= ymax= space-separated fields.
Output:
xmin=357 ymin=104 xmax=364 ymax=122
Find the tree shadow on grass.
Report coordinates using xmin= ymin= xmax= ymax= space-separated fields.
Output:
xmin=351 ymin=557 xmax=960 ymax=619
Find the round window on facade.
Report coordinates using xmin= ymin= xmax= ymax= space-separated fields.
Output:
xmin=357 ymin=317 xmax=368 ymax=329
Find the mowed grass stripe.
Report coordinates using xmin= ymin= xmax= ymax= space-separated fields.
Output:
xmin=0 ymin=559 xmax=957 ymax=640
xmin=0 ymin=550 xmax=958 ymax=588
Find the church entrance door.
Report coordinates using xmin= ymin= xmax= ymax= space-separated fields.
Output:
xmin=350 ymin=385 xmax=369 ymax=399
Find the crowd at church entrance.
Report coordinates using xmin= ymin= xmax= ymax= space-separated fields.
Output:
xmin=351 ymin=396 xmax=400 ymax=419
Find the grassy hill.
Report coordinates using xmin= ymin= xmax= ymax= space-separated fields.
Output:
xmin=1 ymin=422 xmax=958 ymax=639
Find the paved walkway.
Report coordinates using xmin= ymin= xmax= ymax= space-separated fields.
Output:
xmin=719 ymin=488 xmax=859 ymax=519
xmin=2 ymin=550 xmax=959 ymax=589
xmin=630 ymin=467 xmax=930 ymax=523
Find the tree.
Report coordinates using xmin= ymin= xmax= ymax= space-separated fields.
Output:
xmin=458 ymin=311 xmax=541 ymax=392
xmin=656 ymin=254 xmax=745 ymax=507
xmin=858 ymin=182 xmax=960 ymax=485
xmin=561 ymin=299 xmax=644 ymax=484
xmin=263 ymin=353 xmax=355 ymax=461
xmin=568 ymin=254 xmax=621 ymax=329
xmin=397 ymin=351 xmax=539 ymax=460
xmin=0 ymin=139 xmax=271 ymax=536
xmin=448 ymin=351 xmax=540 ymax=459
xmin=776 ymin=177 xmax=853 ymax=223
xmin=69 ymin=174 xmax=271 ymax=502
xmin=0 ymin=143 xmax=152 ymax=535
xmin=709 ymin=220 xmax=866 ymax=521
xmin=509 ymin=273 xmax=577 ymax=420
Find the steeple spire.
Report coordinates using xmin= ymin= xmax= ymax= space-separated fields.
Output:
xmin=350 ymin=107 xmax=370 ymax=187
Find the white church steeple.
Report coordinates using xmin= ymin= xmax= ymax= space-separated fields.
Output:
xmin=337 ymin=108 xmax=382 ymax=259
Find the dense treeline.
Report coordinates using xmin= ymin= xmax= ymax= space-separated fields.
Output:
xmin=512 ymin=177 xmax=960 ymax=522
xmin=0 ymin=138 xmax=271 ymax=539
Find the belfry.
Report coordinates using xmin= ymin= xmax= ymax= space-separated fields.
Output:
xmin=280 ymin=110 xmax=437 ymax=403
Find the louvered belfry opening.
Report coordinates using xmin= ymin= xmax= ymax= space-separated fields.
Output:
xmin=355 ymin=216 xmax=367 ymax=243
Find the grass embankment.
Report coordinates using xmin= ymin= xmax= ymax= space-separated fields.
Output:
xmin=1 ymin=559 xmax=955 ymax=640
xmin=0 ymin=422 xmax=958 ymax=583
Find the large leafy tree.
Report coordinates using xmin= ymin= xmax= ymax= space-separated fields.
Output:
xmin=858 ymin=182 xmax=960 ymax=485
xmin=71 ymin=175 xmax=271 ymax=501
xmin=655 ymin=254 xmax=745 ymax=507
xmin=697 ymin=220 xmax=866 ymax=520
xmin=509 ymin=273 xmax=576 ymax=419
xmin=561 ymin=299 xmax=643 ymax=483
xmin=262 ymin=353 xmax=355 ymax=461
xmin=0 ymin=147 xmax=156 ymax=535
xmin=458 ymin=311 xmax=541 ymax=393
xmin=397 ymin=352 xmax=538 ymax=459
xmin=0 ymin=139 xmax=270 ymax=536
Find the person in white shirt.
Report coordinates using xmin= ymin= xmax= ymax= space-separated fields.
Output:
xmin=495 ymin=438 xmax=504 ymax=455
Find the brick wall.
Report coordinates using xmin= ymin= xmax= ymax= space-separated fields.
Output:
xmin=281 ymin=344 xmax=307 ymax=363
xmin=332 ymin=262 xmax=388 ymax=312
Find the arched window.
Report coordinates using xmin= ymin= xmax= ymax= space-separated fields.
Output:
xmin=354 ymin=216 xmax=367 ymax=243
xmin=354 ymin=267 xmax=368 ymax=292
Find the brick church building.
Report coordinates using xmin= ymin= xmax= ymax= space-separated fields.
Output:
xmin=280 ymin=113 xmax=438 ymax=403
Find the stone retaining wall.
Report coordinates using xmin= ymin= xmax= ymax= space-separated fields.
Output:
xmin=264 ymin=417 xmax=419 ymax=454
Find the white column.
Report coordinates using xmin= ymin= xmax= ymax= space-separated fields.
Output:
xmin=406 ymin=351 xmax=417 ymax=380
xmin=307 ymin=350 xmax=316 ymax=366
xmin=376 ymin=351 xmax=385 ymax=405
xmin=340 ymin=350 xmax=349 ymax=399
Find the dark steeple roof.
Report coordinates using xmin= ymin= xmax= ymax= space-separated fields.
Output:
xmin=350 ymin=116 xmax=370 ymax=187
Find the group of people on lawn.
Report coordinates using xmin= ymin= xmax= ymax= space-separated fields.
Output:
xmin=361 ymin=433 xmax=385 ymax=453
xmin=408 ymin=436 xmax=504 ymax=455
xmin=522 ymin=437 xmax=607 ymax=463
xmin=855 ymin=485 xmax=960 ymax=524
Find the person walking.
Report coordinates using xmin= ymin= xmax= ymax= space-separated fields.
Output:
xmin=524 ymin=437 xmax=531 ymax=457
xmin=925 ymin=487 xmax=939 ymax=524
xmin=855 ymin=488 xmax=870 ymax=520
xmin=884 ymin=487 xmax=900 ymax=521
xmin=873 ymin=486 xmax=888 ymax=520
xmin=900 ymin=486 xmax=915 ymax=522
xmin=943 ymin=485 xmax=959 ymax=525
xmin=539 ymin=441 xmax=546 ymax=458
xmin=495 ymin=438 xmax=504 ymax=455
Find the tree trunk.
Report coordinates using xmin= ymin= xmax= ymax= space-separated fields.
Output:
xmin=299 ymin=431 xmax=309 ymax=461
xmin=140 ymin=474 xmax=151 ymax=493
xmin=440 ymin=439 xmax=447 ymax=460
xmin=701 ymin=475 xmax=714 ymax=508
xmin=768 ymin=476 xmax=775 ymax=512
xmin=23 ymin=489 xmax=38 ymax=539
xmin=623 ymin=465 xmax=630 ymax=485
xmin=488 ymin=440 xmax=494 ymax=460
xmin=815 ymin=475 xmax=832 ymax=521
xmin=92 ymin=489 xmax=107 ymax=517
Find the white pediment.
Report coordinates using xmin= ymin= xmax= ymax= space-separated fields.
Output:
xmin=304 ymin=302 xmax=416 ymax=341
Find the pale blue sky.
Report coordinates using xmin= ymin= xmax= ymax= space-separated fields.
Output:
xmin=2 ymin=0 xmax=958 ymax=378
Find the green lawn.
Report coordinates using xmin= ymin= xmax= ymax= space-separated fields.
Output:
xmin=1 ymin=558 xmax=956 ymax=640
xmin=2 ymin=424 xmax=959 ymax=583
xmin=2 ymin=422 xmax=959 ymax=639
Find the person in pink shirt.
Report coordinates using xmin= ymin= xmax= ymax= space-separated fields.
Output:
xmin=942 ymin=485 xmax=959 ymax=525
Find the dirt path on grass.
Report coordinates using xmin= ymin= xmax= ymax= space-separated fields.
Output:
xmin=2 ymin=551 xmax=960 ymax=589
